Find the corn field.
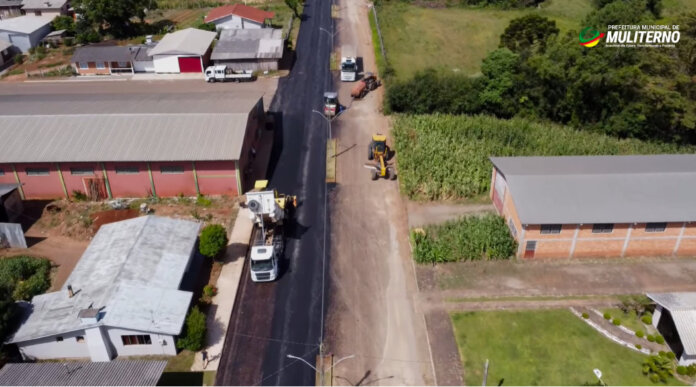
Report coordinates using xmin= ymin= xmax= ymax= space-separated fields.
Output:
xmin=393 ymin=114 xmax=693 ymax=201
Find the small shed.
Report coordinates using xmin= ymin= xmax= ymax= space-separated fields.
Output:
xmin=647 ymin=292 xmax=696 ymax=365
xmin=0 ymin=183 xmax=22 ymax=223
xmin=148 ymin=28 xmax=216 ymax=73
xmin=0 ymin=15 xmax=52 ymax=53
xmin=211 ymin=28 xmax=284 ymax=72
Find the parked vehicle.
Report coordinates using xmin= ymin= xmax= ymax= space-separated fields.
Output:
xmin=245 ymin=180 xmax=296 ymax=282
xmin=323 ymin=91 xmax=339 ymax=118
xmin=205 ymin=65 xmax=254 ymax=82
xmin=351 ymin=72 xmax=381 ymax=99
xmin=340 ymin=45 xmax=357 ymax=82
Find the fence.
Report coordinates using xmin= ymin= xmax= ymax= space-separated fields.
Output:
xmin=371 ymin=5 xmax=387 ymax=62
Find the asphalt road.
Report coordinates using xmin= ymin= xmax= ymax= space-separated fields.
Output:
xmin=215 ymin=0 xmax=334 ymax=384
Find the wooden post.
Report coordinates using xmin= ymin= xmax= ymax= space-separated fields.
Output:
xmin=101 ymin=162 xmax=113 ymax=199
xmin=55 ymin=163 xmax=69 ymax=199
xmin=192 ymin=161 xmax=201 ymax=196
xmin=11 ymin=164 xmax=24 ymax=200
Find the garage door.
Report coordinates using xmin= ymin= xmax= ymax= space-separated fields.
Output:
xmin=178 ymin=56 xmax=202 ymax=73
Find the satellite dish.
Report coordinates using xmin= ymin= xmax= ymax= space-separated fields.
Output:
xmin=248 ymin=199 xmax=261 ymax=213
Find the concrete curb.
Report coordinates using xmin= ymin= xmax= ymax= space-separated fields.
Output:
xmin=570 ymin=307 xmax=651 ymax=355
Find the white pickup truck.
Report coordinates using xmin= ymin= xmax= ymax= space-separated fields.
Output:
xmin=204 ymin=65 xmax=254 ymax=82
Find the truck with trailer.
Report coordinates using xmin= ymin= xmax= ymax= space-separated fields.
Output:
xmin=340 ymin=45 xmax=357 ymax=82
xmin=204 ymin=65 xmax=254 ymax=83
xmin=245 ymin=180 xmax=296 ymax=282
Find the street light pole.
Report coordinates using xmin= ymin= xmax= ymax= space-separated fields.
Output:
xmin=286 ymin=353 xmax=355 ymax=385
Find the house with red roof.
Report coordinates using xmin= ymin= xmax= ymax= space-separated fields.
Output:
xmin=204 ymin=3 xmax=274 ymax=30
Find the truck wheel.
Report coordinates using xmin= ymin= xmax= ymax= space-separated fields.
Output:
xmin=371 ymin=170 xmax=378 ymax=180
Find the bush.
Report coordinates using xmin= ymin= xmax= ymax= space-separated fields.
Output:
xmin=642 ymin=314 xmax=653 ymax=325
xmin=603 ymin=312 xmax=611 ymax=320
xmin=0 ymin=256 xmax=52 ymax=301
xmin=197 ymin=22 xmax=217 ymax=31
xmin=72 ymin=190 xmax=88 ymax=202
xmin=677 ymin=365 xmax=687 ymax=375
xmin=642 ymin=353 xmax=674 ymax=383
xmin=612 ymin=318 xmax=621 ymax=326
xmin=411 ymin=215 xmax=517 ymax=263
xmin=666 ymin=352 xmax=676 ymax=360
xmin=392 ymin=115 xmax=690 ymax=201
xmin=582 ymin=312 xmax=589 ymax=319
xmin=199 ymin=224 xmax=228 ymax=259
xmin=176 ymin=306 xmax=206 ymax=351
xmin=636 ymin=330 xmax=644 ymax=338
xmin=656 ymin=335 xmax=665 ymax=344
xmin=636 ymin=344 xmax=642 ymax=350
xmin=203 ymin=285 xmax=217 ymax=298
xmin=687 ymin=364 xmax=696 ymax=377
xmin=647 ymin=334 xmax=656 ymax=342
xmin=13 ymin=55 xmax=23 ymax=65
xmin=196 ymin=195 xmax=212 ymax=207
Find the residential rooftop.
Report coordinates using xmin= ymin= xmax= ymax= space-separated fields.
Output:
xmin=648 ymin=293 xmax=696 ymax=355
xmin=71 ymin=45 xmax=132 ymax=63
xmin=204 ymin=3 xmax=275 ymax=24
xmin=148 ymin=28 xmax=216 ymax=56
xmin=490 ymin=154 xmax=696 ymax=224
xmin=8 ymin=216 xmax=200 ymax=343
xmin=0 ymin=361 xmax=167 ymax=386
xmin=0 ymin=15 xmax=51 ymax=34
xmin=212 ymin=28 xmax=284 ymax=60
xmin=21 ymin=0 xmax=67 ymax=9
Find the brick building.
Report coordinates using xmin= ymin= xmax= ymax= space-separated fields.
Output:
xmin=0 ymin=92 xmax=265 ymax=200
xmin=490 ymin=155 xmax=696 ymax=259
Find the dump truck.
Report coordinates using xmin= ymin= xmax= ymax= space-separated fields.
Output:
xmin=351 ymin=72 xmax=381 ymax=99
xmin=205 ymin=65 xmax=254 ymax=82
xmin=245 ymin=180 xmax=296 ymax=282
xmin=364 ymin=134 xmax=397 ymax=180
xmin=340 ymin=45 xmax=357 ymax=82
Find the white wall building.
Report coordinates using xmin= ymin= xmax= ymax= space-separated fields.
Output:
xmin=148 ymin=28 xmax=216 ymax=73
xmin=204 ymin=3 xmax=274 ymax=30
xmin=647 ymin=293 xmax=696 ymax=365
xmin=0 ymin=15 xmax=51 ymax=52
xmin=8 ymin=216 xmax=201 ymax=362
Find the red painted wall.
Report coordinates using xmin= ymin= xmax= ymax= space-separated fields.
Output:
xmin=196 ymin=161 xmax=238 ymax=196
xmin=150 ymin=162 xmax=197 ymax=197
xmin=0 ymin=164 xmax=17 ymax=186
xmin=103 ymin=162 xmax=152 ymax=198
xmin=59 ymin=162 xmax=102 ymax=197
xmin=13 ymin=163 xmax=63 ymax=199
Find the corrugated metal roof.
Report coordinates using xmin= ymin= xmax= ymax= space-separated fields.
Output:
xmin=490 ymin=155 xmax=696 ymax=224
xmin=148 ymin=28 xmax=216 ymax=56
xmin=0 ymin=1 xmax=22 ymax=7
xmin=212 ymin=28 xmax=284 ymax=60
xmin=71 ymin=45 xmax=132 ymax=63
xmin=0 ymin=15 xmax=51 ymax=34
xmin=0 ymin=361 xmax=167 ymax=386
xmin=21 ymin=0 xmax=66 ymax=9
xmin=0 ymin=92 xmax=262 ymax=163
xmin=648 ymin=293 xmax=696 ymax=355
xmin=9 ymin=216 xmax=199 ymax=343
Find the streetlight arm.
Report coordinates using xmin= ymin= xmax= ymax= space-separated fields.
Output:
xmin=327 ymin=354 xmax=355 ymax=371
xmin=312 ymin=109 xmax=330 ymax=122
xmin=286 ymin=354 xmax=318 ymax=373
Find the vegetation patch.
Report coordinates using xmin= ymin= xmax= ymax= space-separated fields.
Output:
xmin=410 ymin=214 xmax=516 ymax=263
xmin=392 ymin=114 xmax=689 ymax=201
xmin=176 ymin=306 xmax=206 ymax=352
xmin=451 ymin=309 xmax=672 ymax=385
xmin=0 ymin=256 xmax=52 ymax=341
xmin=199 ymin=224 xmax=228 ymax=259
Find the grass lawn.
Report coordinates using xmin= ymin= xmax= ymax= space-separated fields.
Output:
xmin=451 ymin=310 xmax=671 ymax=386
xmin=603 ymin=308 xmax=657 ymax=335
xmin=377 ymin=0 xmax=593 ymax=79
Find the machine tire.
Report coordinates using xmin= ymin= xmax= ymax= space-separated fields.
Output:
xmin=371 ymin=170 xmax=378 ymax=180
xmin=368 ymin=143 xmax=374 ymax=160
xmin=248 ymin=199 xmax=261 ymax=213
xmin=390 ymin=171 xmax=397 ymax=180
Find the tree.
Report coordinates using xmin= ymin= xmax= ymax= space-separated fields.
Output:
xmin=176 ymin=306 xmax=206 ymax=351
xmin=199 ymin=224 xmax=228 ymax=259
xmin=71 ymin=0 xmax=155 ymax=38
xmin=285 ymin=0 xmax=301 ymax=18
xmin=51 ymin=15 xmax=75 ymax=35
xmin=479 ymin=48 xmax=521 ymax=117
xmin=197 ymin=22 xmax=217 ymax=32
xmin=499 ymin=14 xmax=559 ymax=54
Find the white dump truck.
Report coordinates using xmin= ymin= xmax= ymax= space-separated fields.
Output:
xmin=204 ymin=65 xmax=254 ymax=82
xmin=245 ymin=180 xmax=296 ymax=282
xmin=340 ymin=45 xmax=357 ymax=82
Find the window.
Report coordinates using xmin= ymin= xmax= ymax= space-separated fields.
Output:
xmin=0 ymin=168 xmax=4 ymax=176
xmin=56 ymin=336 xmax=64 ymax=342
xmin=96 ymin=62 xmax=106 ymax=70
xmin=115 ymin=166 xmax=139 ymax=174
xmin=592 ymin=223 xmax=614 ymax=234
xmin=525 ymin=241 xmax=537 ymax=251
xmin=160 ymin=165 xmax=184 ymax=174
xmin=540 ymin=224 xmax=562 ymax=234
xmin=117 ymin=61 xmax=129 ymax=68
xmin=79 ymin=62 xmax=88 ymax=69
xmin=121 ymin=335 xmax=152 ymax=346
xmin=76 ymin=336 xmax=85 ymax=343
xmin=507 ymin=218 xmax=517 ymax=238
xmin=26 ymin=168 xmax=49 ymax=176
xmin=645 ymin=222 xmax=667 ymax=233
xmin=70 ymin=167 xmax=94 ymax=176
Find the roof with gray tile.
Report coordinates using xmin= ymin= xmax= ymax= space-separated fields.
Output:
xmin=0 ymin=92 xmax=262 ymax=162
xmin=21 ymin=0 xmax=66 ymax=9
xmin=0 ymin=15 xmax=51 ymax=34
xmin=490 ymin=155 xmax=696 ymax=224
xmin=8 ymin=216 xmax=200 ymax=343
xmin=212 ymin=28 xmax=284 ymax=60
xmin=0 ymin=0 xmax=22 ymax=7
xmin=0 ymin=361 xmax=167 ymax=386
xmin=71 ymin=45 xmax=132 ymax=63
xmin=148 ymin=28 xmax=216 ymax=56
xmin=648 ymin=292 xmax=696 ymax=355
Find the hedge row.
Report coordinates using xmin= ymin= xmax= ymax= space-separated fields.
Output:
xmin=411 ymin=214 xmax=516 ymax=263
xmin=393 ymin=114 xmax=692 ymax=201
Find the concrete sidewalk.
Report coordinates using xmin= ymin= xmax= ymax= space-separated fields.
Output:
xmin=191 ymin=208 xmax=253 ymax=372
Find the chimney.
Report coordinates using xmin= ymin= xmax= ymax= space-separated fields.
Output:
xmin=67 ymin=284 xmax=74 ymax=298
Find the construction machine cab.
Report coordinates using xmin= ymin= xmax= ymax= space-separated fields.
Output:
xmin=368 ymin=134 xmax=388 ymax=159
xmin=323 ymin=91 xmax=339 ymax=118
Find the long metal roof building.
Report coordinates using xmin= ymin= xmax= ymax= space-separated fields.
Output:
xmin=490 ymin=155 xmax=696 ymax=224
xmin=0 ymin=361 xmax=167 ymax=386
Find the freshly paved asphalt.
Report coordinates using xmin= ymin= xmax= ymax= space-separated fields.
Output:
xmin=215 ymin=0 xmax=334 ymax=384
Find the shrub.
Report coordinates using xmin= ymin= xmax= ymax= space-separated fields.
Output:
xmin=603 ymin=312 xmax=611 ymax=320
xmin=612 ymin=318 xmax=621 ymax=326
xmin=197 ymin=22 xmax=217 ymax=31
xmin=13 ymin=55 xmax=24 ymax=65
xmin=582 ymin=312 xmax=589 ymax=319
xmin=203 ymin=285 xmax=217 ymax=298
xmin=687 ymin=364 xmax=696 ymax=377
xmin=647 ymin=334 xmax=656 ymax=342
xmin=0 ymin=256 xmax=52 ymax=301
xmin=411 ymin=215 xmax=517 ymax=263
xmin=642 ymin=314 xmax=653 ymax=325
xmin=636 ymin=330 xmax=644 ymax=338
xmin=656 ymin=335 xmax=665 ymax=344
xmin=196 ymin=195 xmax=212 ymax=207
xmin=677 ymin=366 xmax=687 ymax=375
xmin=666 ymin=352 xmax=676 ymax=360
xmin=642 ymin=354 xmax=674 ymax=383
xmin=72 ymin=190 xmax=88 ymax=201
xmin=199 ymin=224 xmax=228 ymax=259
xmin=636 ymin=344 xmax=642 ymax=350
xmin=176 ymin=306 xmax=206 ymax=351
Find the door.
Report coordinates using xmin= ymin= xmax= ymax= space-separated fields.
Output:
xmin=178 ymin=56 xmax=202 ymax=73
xmin=524 ymin=240 xmax=537 ymax=258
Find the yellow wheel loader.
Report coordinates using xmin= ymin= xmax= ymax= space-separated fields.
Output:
xmin=364 ymin=134 xmax=397 ymax=180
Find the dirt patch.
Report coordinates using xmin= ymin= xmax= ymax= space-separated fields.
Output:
xmin=406 ymin=201 xmax=494 ymax=228
xmin=91 ymin=209 xmax=139 ymax=233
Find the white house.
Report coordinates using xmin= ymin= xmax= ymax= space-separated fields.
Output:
xmin=647 ymin=292 xmax=696 ymax=365
xmin=8 ymin=216 xmax=201 ymax=362
xmin=148 ymin=28 xmax=216 ymax=73
xmin=0 ymin=15 xmax=51 ymax=52
xmin=204 ymin=3 xmax=274 ymax=30
xmin=21 ymin=0 xmax=69 ymax=17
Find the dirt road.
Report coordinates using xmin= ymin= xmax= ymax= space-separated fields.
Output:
xmin=325 ymin=1 xmax=434 ymax=385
